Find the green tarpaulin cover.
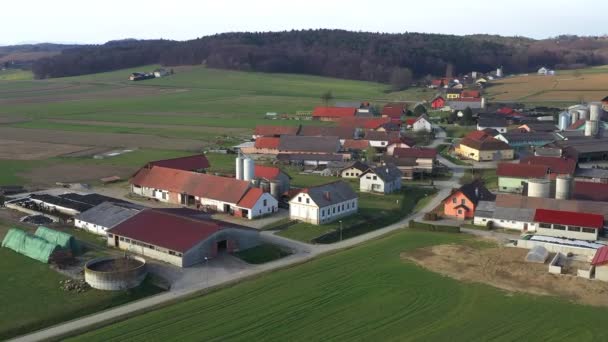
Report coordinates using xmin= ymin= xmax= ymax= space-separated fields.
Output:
xmin=2 ymin=228 xmax=58 ymax=263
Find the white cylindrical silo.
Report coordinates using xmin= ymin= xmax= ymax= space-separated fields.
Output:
xmin=585 ymin=120 xmax=599 ymax=137
xmin=527 ymin=178 xmax=551 ymax=198
xmin=590 ymin=104 xmax=602 ymax=121
xmin=235 ymin=155 xmax=244 ymax=180
xmin=570 ymin=110 xmax=579 ymax=125
xmin=270 ymin=180 xmax=281 ymax=199
xmin=558 ymin=111 xmax=571 ymax=131
xmin=578 ymin=108 xmax=589 ymax=121
xmin=555 ymin=175 xmax=573 ymax=200
xmin=243 ymin=157 xmax=254 ymax=181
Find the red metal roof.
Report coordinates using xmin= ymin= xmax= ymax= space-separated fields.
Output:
xmin=254 ymin=125 xmax=300 ymax=136
xmin=342 ymin=139 xmax=370 ymax=150
xmin=254 ymin=165 xmax=281 ymax=180
xmin=465 ymin=130 xmax=491 ymax=141
xmin=405 ymin=118 xmax=416 ymax=125
xmin=110 ymin=209 xmax=223 ymax=253
xmin=149 ymin=155 xmax=209 ymax=171
xmin=520 ymin=156 xmax=577 ymax=175
xmin=393 ymin=147 xmax=437 ymax=159
xmin=592 ymin=246 xmax=608 ymax=266
xmin=237 ymin=187 xmax=265 ymax=209
xmin=131 ymin=166 xmax=251 ymax=204
xmin=533 ymin=209 xmax=604 ymax=229
xmin=497 ymin=107 xmax=515 ymax=115
xmin=497 ymin=163 xmax=548 ymax=178
xmin=573 ymin=182 xmax=608 ymax=202
xmin=382 ymin=103 xmax=406 ymax=118
xmin=569 ymin=119 xmax=586 ymax=130
xmin=338 ymin=117 xmax=391 ymax=129
xmin=312 ymin=106 xmax=357 ymax=118
xmin=254 ymin=137 xmax=280 ymax=149
xmin=461 ymin=90 xmax=481 ymax=98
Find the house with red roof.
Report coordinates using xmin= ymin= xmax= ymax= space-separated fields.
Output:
xmin=533 ymin=208 xmax=603 ymax=241
xmin=497 ymin=162 xmax=549 ymax=193
xmin=254 ymin=165 xmax=291 ymax=195
xmin=431 ymin=96 xmax=445 ymax=109
xmin=241 ymin=137 xmax=281 ymax=155
xmin=312 ymin=106 xmax=357 ymax=121
xmin=443 ymin=181 xmax=495 ymax=219
xmin=592 ymin=246 xmax=608 ymax=281
xmin=461 ymin=90 xmax=481 ymax=99
xmin=392 ymin=147 xmax=437 ymax=174
xmin=146 ymin=155 xmax=210 ymax=172
xmin=381 ymin=103 xmax=406 ymax=120
xmin=342 ymin=139 xmax=370 ymax=151
xmin=107 ymin=208 xmax=260 ymax=267
xmin=130 ymin=166 xmax=277 ymax=219
xmin=338 ymin=117 xmax=391 ymax=130
xmin=455 ymin=131 xmax=514 ymax=162
xmin=520 ymin=156 xmax=577 ymax=178
xmin=253 ymin=125 xmax=301 ymax=139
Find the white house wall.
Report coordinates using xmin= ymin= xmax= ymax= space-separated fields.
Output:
xmin=75 ymin=219 xmax=110 ymax=236
xmin=289 ymin=193 xmax=358 ymax=225
xmin=473 ymin=216 xmax=537 ymax=232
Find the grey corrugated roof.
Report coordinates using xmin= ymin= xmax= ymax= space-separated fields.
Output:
xmin=499 ymin=132 xmax=556 ymax=143
xmin=279 ymin=135 xmax=340 ymax=153
xmin=478 ymin=117 xmax=507 ymax=128
xmin=492 ymin=207 xmax=535 ymax=222
xmin=575 ymin=167 xmax=608 ymax=179
xmin=303 ymin=181 xmax=357 ymax=208
xmin=75 ymin=202 xmax=143 ymax=229
xmin=447 ymin=100 xmax=483 ymax=110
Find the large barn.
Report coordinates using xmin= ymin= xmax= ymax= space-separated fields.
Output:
xmin=107 ymin=209 xmax=260 ymax=267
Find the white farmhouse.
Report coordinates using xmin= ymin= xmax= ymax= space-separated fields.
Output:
xmin=339 ymin=161 xmax=370 ymax=179
xmin=289 ymin=181 xmax=358 ymax=225
xmin=359 ymin=165 xmax=402 ymax=194
xmin=412 ymin=114 xmax=432 ymax=132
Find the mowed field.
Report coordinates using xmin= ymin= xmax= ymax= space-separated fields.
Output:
xmin=69 ymin=230 xmax=608 ymax=342
xmin=486 ymin=66 xmax=608 ymax=103
xmin=0 ymin=65 xmax=414 ymax=186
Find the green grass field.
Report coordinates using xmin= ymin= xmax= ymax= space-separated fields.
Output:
xmin=68 ymin=230 xmax=608 ymax=342
xmin=278 ymin=187 xmax=435 ymax=242
xmin=0 ymin=237 xmax=163 ymax=340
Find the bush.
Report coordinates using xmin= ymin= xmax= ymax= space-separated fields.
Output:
xmin=408 ymin=220 xmax=460 ymax=233
xmin=423 ymin=212 xmax=438 ymax=221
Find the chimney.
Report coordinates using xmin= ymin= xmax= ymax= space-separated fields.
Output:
xmin=324 ymin=191 xmax=331 ymax=201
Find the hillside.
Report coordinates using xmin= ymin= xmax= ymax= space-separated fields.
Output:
xmin=0 ymin=43 xmax=78 ymax=66
xmin=31 ymin=30 xmax=608 ymax=81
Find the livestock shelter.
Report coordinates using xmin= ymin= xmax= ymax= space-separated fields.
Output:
xmin=1 ymin=228 xmax=60 ymax=263
xmin=34 ymin=226 xmax=78 ymax=253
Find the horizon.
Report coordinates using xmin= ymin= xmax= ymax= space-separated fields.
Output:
xmin=2 ymin=0 xmax=607 ymax=45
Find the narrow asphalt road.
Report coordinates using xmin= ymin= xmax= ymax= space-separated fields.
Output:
xmin=11 ymin=131 xmax=468 ymax=342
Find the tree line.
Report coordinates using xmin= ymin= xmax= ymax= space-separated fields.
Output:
xmin=31 ymin=30 xmax=608 ymax=82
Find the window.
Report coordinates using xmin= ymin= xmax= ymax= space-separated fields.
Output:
xmin=482 ymin=219 xmax=487 ymax=222
xmin=169 ymin=251 xmax=176 ymax=256
xmin=366 ymin=176 xmax=371 ymax=179
xmin=306 ymin=198 xmax=310 ymax=204
xmin=457 ymin=209 xmax=462 ymax=215
xmin=120 ymin=237 xmax=125 ymax=241
xmin=298 ymin=197 xmax=302 ymax=202
xmin=567 ymin=226 xmax=581 ymax=232
xmin=263 ymin=199 xmax=267 ymax=206
xmin=582 ymin=228 xmax=596 ymax=234
xmin=342 ymin=204 xmax=345 ymax=210
xmin=553 ymin=224 xmax=566 ymax=231
xmin=333 ymin=207 xmax=336 ymax=214
xmin=539 ymin=223 xmax=551 ymax=229
xmin=452 ymin=198 xmax=457 ymax=204
xmin=108 ymin=234 xmax=113 ymax=238
xmin=461 ymin=199 xmax=466 ymax=205
xmin=162 ymin=192 xmax=167 ymax=200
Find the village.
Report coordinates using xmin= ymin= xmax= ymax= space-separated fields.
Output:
xmin=4 ymin=64 xmax=608 ymax=340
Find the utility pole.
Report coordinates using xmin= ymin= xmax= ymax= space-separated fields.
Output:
xmin=339 ymin=220 xmax=343 ymax=242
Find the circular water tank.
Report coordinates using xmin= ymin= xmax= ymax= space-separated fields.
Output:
xmin=85 ymin=256 xmax=147 ymax=291
xmin=270 ymin=180 xmax=281 ymax=199
xmin=590 ymin=104 xmax=602 ymax=121
xmin=527 ymin=178 xmax=551 ymax=198
xmin=558 ymin=111 xmax=571 ymax=131
xmin=555 ymin=175 xmax=573 ymax=200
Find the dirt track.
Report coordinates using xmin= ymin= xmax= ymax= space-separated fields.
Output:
xmin=403 ymin=243 xmax=608 ymax=307
xmin=0 ymin=139 xmax=89 ymax=160
xmin=0 ymin=127 xmax=207 ymax=150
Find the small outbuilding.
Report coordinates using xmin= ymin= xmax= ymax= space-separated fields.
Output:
xmin=75 ymin=201 xmax=144 ymax=236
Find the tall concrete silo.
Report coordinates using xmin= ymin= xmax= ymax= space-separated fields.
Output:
xmin=270 ymin=180 xmax=281 ymax=199
xmin=590 ymin=103 xmax=602 ymax=121
xmin=570 ymin=110 xmax=580 ymax=125
xmin=235 ymin=155 xmax=244 ymax=180
xmin=585 ymin=120 xmax=599 ymax=137
xmin=558 ymin=111 xmax=571 ymax=131
xmin=555 ymin=175 xmax=573 ymax=200
xmin=527 ymin=179 xmax=551 ymax=198
xmin=578 ymin=108 xmax=589 ymax=121
xmin=243 ymin=157 xmax=254 ymax=181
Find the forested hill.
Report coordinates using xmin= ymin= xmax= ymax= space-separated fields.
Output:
xmin=31 ymin=30 xmax=608 ymax=81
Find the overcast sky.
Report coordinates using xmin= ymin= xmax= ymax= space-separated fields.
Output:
xmin=2 ymin=0 xmax=607 ymax=45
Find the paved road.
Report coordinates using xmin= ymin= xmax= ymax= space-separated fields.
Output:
xmin=11 ymin=132 xmax=468 ymax=342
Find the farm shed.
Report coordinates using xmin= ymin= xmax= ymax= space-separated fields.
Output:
xmin=2 ymin=228 xmax=59 ymax=263
xmin=591 ymin=246 xmax=608 ymax=281
xmin=107 ymin=209 xmax=260 ymax=267
xmin=34 ymin=226 xmax=78 ymax=253
xmin=75 ymin=201 xmax=144 ymax=236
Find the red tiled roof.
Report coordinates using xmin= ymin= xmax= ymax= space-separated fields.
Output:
xmin=254 ymin=125 xmax=300 ymax=136
xmin=110 ymin=209 xmax=223 ymax=253
xmin=382 ymin=103 xmax=406 ymax=118
xmin=573 ymin=182 xmax=608 ymax=202
xmin=497 ymin=163 xmax=548 ymax=178
xmin=131 ymin=166 xmax=251 ymax=204
xmin=254 ymin=165 xmax=281 ymax=180
xmin=338 ymin=117 xmax=391 ymax=129
xmin=342 ymin=139 xmax=370 ymax=150
xmin=520 ymin=156 xmax=577 ymax=175
xmin=592 ymin=246 xmax=608 ymax=266
xmin=569 ymin=119 xmax=586 ymax=130
xmin=497 ymin=107 xmax=515 ymax=115
xmin=393 ymin=147 xmax=437 ymax=159
xmin=254 ymin=137 xmax=280 ymax=149
xmin=461 ymin=90 xmax=481 ymax=98
xmin=237 ymin=187 xmax=265 ymax=209
xmin=406 ymin=118 xmax=416 ymax=125
xmin=149 ymin=155 xmax=209 ymax=171
xmin=465 ymin=130 xmax=491 ymax=141
xmin=312 ymin=106 xmax=357 ymax=118
xmin=534 ymin=209 xmax=604 ymax=229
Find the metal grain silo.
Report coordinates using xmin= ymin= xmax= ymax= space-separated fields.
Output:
xmin=235 ymin=155 xmax=244 ymax=180
xmin=243 ymin=157 xmax=254 ymax=181
xmin=558 ymin=111 xmax=571 ymax=131
xmin=527 ymin=179 xmax=551 ymax=198
xmin=555 ymin=175 xmax=573 ymax=200
xmin=590 ymin=103 xmax=602 ymax=121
